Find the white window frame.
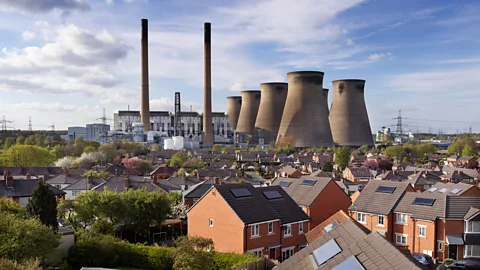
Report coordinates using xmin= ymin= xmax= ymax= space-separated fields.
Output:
xmin=299 ymin=222 xmax=304 ymax=234
xmin=395 ymin=234 xmax=407 ymax=245
xmin=356 ymin=212 xmax=366 ymax=224
xmin=251 ymin=224 xmax=260 ymax=237
xmin=377 ymin=215 xmax=385 ymax=227
xmin=268 ymin=222 xmax=274 ymax=234
xmin=284 ymin=224 xmax=292 ymax=237
xmin=465 ymin=220 xmax=480 ymax=233
xmin=418 ymin=225 xmax=427 ymax=238
xmin=437 ymin=241 xmax=444 ymax=252
xmin=249 ymin=248 xmax=263 ymax=257
xmin=465 ymin=245 xmax=480 ymax=258
xmin=396 ymin=213 xmax=408 ymax=225
xmin=281 ymin=247 xmax=294 ymax=261
xmin=209 ymin=219 xmax=214 ymax=227
xmin=71 ymin=190 xmax=81 ymax=197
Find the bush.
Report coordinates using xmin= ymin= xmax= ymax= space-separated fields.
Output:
xmin=213 ymin=252 xmax=261 ymax=269
xmin=443 ymin=258 xmax=455 ymax=264
xmin=0 ymin=258 xmax=40 ymax=270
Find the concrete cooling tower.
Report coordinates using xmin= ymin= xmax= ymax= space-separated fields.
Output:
xmin=329 ymin=79 xmax=374 ymax=147
xmin=226 ymin=96 xmax=242 ymax=130
xmin=322 ymin=88 xmax=329 ymax=116
xmin=254 ymin=82 xmax=288 ymax=145
xmin=276 ymin=71 xmax=334 ymax=148
xmin=236 ymin=90 xmax=261 ymax=144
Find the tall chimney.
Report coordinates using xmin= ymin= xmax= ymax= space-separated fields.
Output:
xmin=141 ymin=18 xmax=150 ymax=132
xmin=202 ymin=22 xmax=214 ymax=146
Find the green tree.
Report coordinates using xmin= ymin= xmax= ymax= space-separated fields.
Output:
xmin=139 ymin=160 xmax=153 ymax=173
xmin=170 ymin=152 xmax=187 ymax=168
xmin=0 ymin=198 xmax=27 ymax=218
xmin=16 ymin=135 xmax=25 ymax=145
xmin=73 ymin=137 xmax=85 ymax=156
xmin=51 ymin=145 xmax=67 ymax=159
xmin=448 ymin=135 xmax=477 ymax=155
xmin=81 ymin=170 xmax=111 ymax=179
xmin=24 ymin=135 xmax=36 ymax=145
xmin=175 ymin=168 xmax=186 ymax=177
xmin=173 ymin=236 xmax=215 ymax=270
xmin=4 ymin=137 xmax=14 ymax=149
xmin=462 ymin=144 xmax=477 ymax=156
xmin=26 ymin=181 xmax=58 ymax=231
xmin=84 ymin=140 xmax=101 ymax=149
xmin=384 ymin=145 xmax=405 ymax=162
xmin=34 ymin=134 xmax=45 ymax=147
xmin=416 ymin=144 xmax=437 ymax=157
xmin=334 ymin=147 xmax=351 ymax=170
xmin=0 ymin=212 xmax=59 ymax=261
xmin=99 ymin=144 xmax=117 ymax=161
xmin=212 ymin=144 xmax=222 ymax=152
xmin=83 ymin=145 xmax=96 ymax=153
xmin=358 ymin=144 xmax=369 ymax=155
xmin=2 ymin=145 xmax=54 ymax=166
xmin=402 ymin=156 xmax=409 ymax=163
xmin=323 ymin=161 xmax=333 ymax=172
xmin=0 ymin=258 xmax=40 ymax=270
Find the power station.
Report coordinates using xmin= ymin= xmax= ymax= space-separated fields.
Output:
xmin=236 ymin=90 xmax=261 ymax=144
xmin=226 ymin=96 xmax=242 ymax=131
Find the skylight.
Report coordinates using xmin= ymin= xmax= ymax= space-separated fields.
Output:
xmin=309 ymin=239 xmax=342 ymax=268
xmin=428 ymin=187 xmax=438 ymax=192
xmin=332 ymin=256 xmax=365 ymax=270
xmin=439 ymin=188 xmax=448 ymax=193
xmin=230 ymin=188 xmax=252 ymax=198
xmin=412 ymin=197 xmax=435 ymax=206
xmin=279 ymin=181 xmax=291 ymax=187
xmin=376 ymin=186 xmax=396 ymax=193
xmin=301 ymin=179 xmax=317 ymax=186
xmin=450 ymin=188 xmax=462 ymax=194
xmin=322 ymin=220 xmax=340 ymax=233
xmin=263 ymin=190 xmax=282 ymax=200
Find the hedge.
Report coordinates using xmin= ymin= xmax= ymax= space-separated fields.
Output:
xmin=213 ymin=252 xmax=261 ymax=269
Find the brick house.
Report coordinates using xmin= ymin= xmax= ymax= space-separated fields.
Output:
xmin=349 ymin=180 xmax=415 ymax=242
xmin=272 ymin=176 xmax=351 ymax=230
xmin=275 ymin=166 xmax=302 ymax=178
xmin=187 ymin=184 xmax=309 ymax=261
xmin=406 ymin=171 xmax=442 ymax=191
xmin=149 ymin=164 xmax=176 ymax=180
xmin=343 ymin=167 xmax=374 ymax=188
xmin=457 ymin=156 xmax=478 ymax=169
xmin=428 ymin=182 xmax=480 ymax=196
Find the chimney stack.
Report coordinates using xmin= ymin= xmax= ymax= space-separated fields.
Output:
xmin=26 ymin=172 xmax=31 ymax=180
xmin=6 ymin=176 xmax=13 ymax=189
xmin=124 ymin=175 xmax=131 ymax=189
xmin=202 ymin=22 xmax=214 ymax=146
xmin=141 ymin=18 xmax=150 ymax=132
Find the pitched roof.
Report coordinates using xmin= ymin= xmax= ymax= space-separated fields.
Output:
xmin=346 ymin=167 xmax=373 ymax=177
xmin=394 ymin=192 xmax=446 ymax=220
xmin=429 ymin=182 xmax=475 ymax=195
xmin=445 ymin=196 xmax=480 ymax=219
xmin=184 ymin=183 xmax=213 ymax=198
xmin=272 ymin=176 xmax=331 ymax=207
xmin=458 ymin=156 xmax=476 ymax=161
xmin=464 ymin=207 xmax=480 ymax=220
xmin=257 ymin=186 xmax=309 ymax=224
xmin=276 ymin=214 xmax=423 ymax=270
xmin=46 ymin=174 xmax=82 ymax=185
xmin=94 ymin=175 xmax=163 ymax=192
xmin=349 ymin=180 xmax=412 ymax=215
xmin=0 ymin=179 xmax=65 ymax=197
xmin=442 ymin=166 xmax=479 ymax=179
xmin=63 ymin=177 xmax=105 ymax=190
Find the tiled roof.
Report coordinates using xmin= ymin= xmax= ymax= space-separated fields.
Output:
xmin=394 ymin=192 xmax=446 ymax=220
xmin=272 ymin=176 xmax=332 ymax=207
xmin=103 ymin=163 xmax=141 ymax=176
xmin=276 ymin=214 xmax=423 ymax=270
xmin=458 ymin=156 xmax=476 ymax=161
xmin=346 ymin=167 xmax=373 ymax=177
xmin=167 ymin=176 xmax=201 ymax=187
xmin=304 ymin=210 xmax=351 ymax=243
xmin=464 ymin=207 xmax=480 ymax=220
xmin=63 ymin=177 xmax=106 ymax=190
xmin=0 ymin=179 xmax=65 ymax=197
xmin=407 ymin=172 xmax=441 ymax=186
xmin=149 ymin=165 xmax=176 ymax=176
xmin=429 ymin=182 xmax=475 ymax=195
xmin=94 ymin=175 xmax=162 ymax=192
xmin=257 ymin=186 xmax=309 ymax=224
xmin=0 ymin=167 xmax=64 ymax=176
xmin=445 ymin=196 xmax=480 ymax=219
xmin=349 ymin=180 xmax=411 ymax=216
xmin=184 ymin=183 xmax=213 ymax=198
xmin=46 ymin=174 xmax=82 ymax=185
xmin=442 ymin=166 xmax=479 ymax=179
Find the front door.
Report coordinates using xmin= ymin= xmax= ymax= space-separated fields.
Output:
xmin=269 ymin=248 xmax=276 ymax=260
xmin=448 ymin=245 xmax=458 ymax=260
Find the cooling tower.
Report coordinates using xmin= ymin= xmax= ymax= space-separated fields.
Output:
xmin=329 ymin=79 xmax=374 ymax=147
xmin=202 ymin=22 xmax=214 ymax=146
xmin=140 ymin=18 xmax=150 ymax=132
xmin=322 ymin=88 xmax=329 ymax=116
xmin=236 ymin=90 xmax=261 ymax=144
xmin=226 ymin=96 xmax=242 ymax=130
xmin=276 ymin=71 xmax=334 ymax=148
xmin=254 ymin=82 xmax=287 ymax=145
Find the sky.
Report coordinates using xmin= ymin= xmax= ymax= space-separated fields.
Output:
xmin=0 ymin=0 xmax=479 ymax=133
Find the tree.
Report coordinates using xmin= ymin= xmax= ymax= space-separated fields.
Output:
xmin=173 ymin=236 xmax=215 ymax=270
xmin=99 ymin=144 xmax=117 ymax=162
xmin=170 ymin=152 xmax=187 ymax=168
xmin=3 ymin=137 xmax=14 ymax=149
xmin=0 ymin=212 xmax=59 ymax=261
xmin=378 ymin=159 xmax=393 ymax=171
xmin=322 ymin=161 xmax=333 ymax=172
xmin=167 ymin=192 xmax=187 ymax=219
xmin=81 ymin=170 xmax=111 ymax=179
xmin=175 ymin=168 xmax=186 ymax=177
xmin=364 ymin=159 xmax=378 ymax=170
xmin=83 ymin=145 xmax=96 ymax=153
xmin=26 ymin=181 xmax=58 ymax=231
xmin=122 ymin=157 xmax=141 ymax=170
xmin=448 ymin=135 xmax=477 ymax=155
xmin=75 ymin=151 xmax=105 ymax=169
xmin=462 ymin=144 xmax=477 ymax=156
xmin=73 ymin=137 xmax=86 ymax=156
xmin=358 ymin=144 xmax=369 ymax=155
xmin=0 ymin=258 xmax=40 ymax=270
xmin=1 ymin=145 xmax=54 ymax=166
xmin=402 ymin=156 xmax=409 ymax=163
xmin=0 ymin=198 xmax=26 ymax=218
xmin=139 ymin=160 xmax=153 ymax=173
xmin=16 ymin=135 xmax=25 ymax=145
xmin=334 ymin=147 xmax=351 ymax=170
xmin=34 ymin=134 xmax=45 ymax=147
xmin=24 ymin=135 xmax=36 ymax=145
xmin=55 ymin=156 xmax=74 ymax=168
xmin=384 ymin=145 xmax=405 ymax=162
xmin=212 ymin=144 xmax=222 ymax=152
xmin=51 ymin=145 xmax=67 ymax=159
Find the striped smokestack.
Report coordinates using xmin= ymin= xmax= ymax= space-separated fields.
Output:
xmin=140 ymin=18 xmax=150 ymax=132
xmin=202 ymin=22 xmax=214 ymax=146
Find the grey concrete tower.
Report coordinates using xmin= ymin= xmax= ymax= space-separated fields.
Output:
xmin=329 ymin=79 xmax=374 ymax=147
xmin=226 ymin=96 xmax=242 ymax=130
xmin=322 ymin=88 xmax=330 ymax=116
xmin=276 ymin=71 xmax=334 ymax=147
xmin=236 ymin=90 xmax=261 ymax=144
xmin=202 ymin=22 xmax=214 ymax=146
xmin=254 ymin=82 xmax=288 ymax=145
xmin=140 ymin=18 xmax=150 ymax=132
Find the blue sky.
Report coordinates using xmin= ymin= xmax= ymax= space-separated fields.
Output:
xmin=0 ymin=0 xmax=479 ymax=133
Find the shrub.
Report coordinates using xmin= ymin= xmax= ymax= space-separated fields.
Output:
xmin=0 ymin=258 xmax=40 ymax=270
xmin=443 ymin=258 xmax=455 ymax=264
xmin=213 ymin=252 xmax=261 ymax=269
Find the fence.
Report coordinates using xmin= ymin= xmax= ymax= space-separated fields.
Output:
xmin=233 ymin=258 xmax=278 ymax=270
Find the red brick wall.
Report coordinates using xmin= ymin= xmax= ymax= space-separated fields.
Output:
xmin=281 ymin=221 xmax=308 ymax=253
xmin=445 ymin=219 xmax=465 ymax=260
xmin=187 ymin=188 xmax=245 ymax=253
xmin=461 ymin=187 xmax=480 ymax=196
xmin=245 ymin=221 xmax=281 ymax=254
xmin=436 ymin=219 xmax=446 ymax=261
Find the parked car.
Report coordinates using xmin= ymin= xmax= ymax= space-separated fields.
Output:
xmin=412 ymin=253 xmax=434 ymax=268
xmin=437 ymin=257 xmax=480 ymax=270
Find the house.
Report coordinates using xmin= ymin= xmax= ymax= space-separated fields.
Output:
xmin=183 ymin=182 xmax=211 ymax=208
xmin=149 ymin=164 xmax=176 ymax=180
xmin=94 ymin=175 xmax=169 ymax=193
xmin=196 ymin=168 xmax=236 ymax=181
xmin=334 ymin=178 xmax=361 ymax=196
xmin=349 ymin=180 xmax=415 ymax=242
xmin=62 ymin=175 xmax=105 ymax=200
xmin=440 ymin=170 xmax=475 ymax=184
xmin=187 ymin=184 xmax=309 ymax=261
xmin=427 ymin=182 xmax=480 ymax=196
xmin=0 ymin=173 xmax=65 ymax=206
xmin=166 ymin=176 xmax=202 ymax=191
xmin=272 ymin=176 xmax=351 ymax=230
xmin=276 ymin=166 xmax=302 ymax=178
xmin=375 ymin=170 xmax=413 ymax=181
xmin=457 ymin=156 xmax=477 ymax=169
xmin=312 ymin=153 xmax=333 ymax=167
xmin=443 ymin=166 xmax=479 ymax=181
xmin=343 ymin=167 xmax=374 ymax=188
xmin=276 ymin=210 xmax=423 ymax=270
xmin=103 ymin=163 xmax=142 ymax=176
xmin=349 ymin=155 xmax=367 ymax=167
xmin=0 ymin=166 xmax=64 ymax=180
xmin=46 ymin=171 xmax=83 ymax=190
xmin=406 ymin=171 xmax=442 ymax=191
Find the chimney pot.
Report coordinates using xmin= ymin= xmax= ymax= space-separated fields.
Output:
xmin=26 ymin=172 xmax=31 ymax=180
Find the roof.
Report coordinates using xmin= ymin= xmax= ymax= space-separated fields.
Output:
xmin=0 ymin=179 xmax=65 ymax=197
xmin=103 ymin=163 xmax=141 ymax=176
xmin=394 ymin=192 xmax=446 ymax=220
xmin=304 ymin=210 xmax=353 ymax=243
xmin=429 ymin=182 xmax=475 ymax=195
xmin=407 ymin=172 xmax=441 ymax=186
xmin=464 ymin=207 xmax=480 ymax=220
xmin=276 ymin=216 xmax=423 ymax=270
xmin=0 ymin=167 xmax=64 ymax=176
xmin=443 ymin=166 xmax=479 ymax=179
xmin=346 ymin=167 xmax=373 ymax=178
xmin=445 ymin=196 xmax=480 ymax=219
xmin=446 ymin=234 xmax=464 ymax=245
xmin=256 ymin=186 xmax=309 ymax=224
xmin=213 ymin=184 xmax=281 ymax=224
xmin=349 ymin=180 xmax=412 ymax=216
xmin=272 ymin=176 xmax=331 ymax=207
xmin=167 ymin=176 xmax=201 ymax=187
xmin=458 ymin=156 xmax=476 ymax=161
xmin=184 ymin=183 xmax=213 ymax=198
xmin=94 ymin=176 xmax=163 ymax=193
xmin=149 ymin=165 xmax=176 ymax=176
xmin=63 ymin=177 xmax=106 ymax=190
xmin=46 ymin=174 xmax=82 ymax=185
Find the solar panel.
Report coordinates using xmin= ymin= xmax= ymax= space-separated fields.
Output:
xmin=376 ymin=186 xmax=396 ymax=193
xmin=310 ymin=239 xmax=342 ymax=267
xmin=428 ymin=187 xmax=438 ymax=192
xmin=263 ymin=190 xmax=282 ymax=200
xmin=279 ymin=181 xmax=291 ymax=187
xmin=450 ymin=188 xmax=462 ymax=194
xmin=439 ymin=188 xmax=448 ymax=193
xmin=322 ymin=220 xmax=340 ymax=233
xmin=412 ymin=197 xmax=435 ymax=206
xmin=301 ymin=179 xmax=317 ymax=186
xmin=332 ymin=256 xmax=365 ymax=270
xmin=230 ymin=188 xmax=252 ymax=198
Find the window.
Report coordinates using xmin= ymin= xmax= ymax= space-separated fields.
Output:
xmin=356 ymin=212 xmax=366 ymax=224
xmin=396 ymin=213 xmax=408 ymax=225
xmin=251 ymin=224 xmax=260 ymax=237
xmin=282 ymin=248 xmax=294 ymax=261
xmin=466 ymin=221 xmax=480 ymax=233
xmin=55 ymin=184 xmax=62 ymax=189
xmin=268 ymin=222 xmax=274 ymax=234
xmin=418 ymin=225 xmax=426 ymax=238
xmin=437 ymin=241 xmax=444 ymax=252
xmin=396 ymin=234 xmax=407 ymax=245
xmin=377 ymin=215 xmax=385 ymax=226
xmin=465 ymin=245 xmax=480 ymax=257
xmin=251 ymin=250 xmax=262 ymax=257
xmin=209 ymin=219 xmax=214 ymax=227
xmin=284 ymin=224 xmax=292 ymax=237
xmin=72 ymin=190 xmax=81 ymax=197
xmin=299 ymin=223 xmax=304 ymax=234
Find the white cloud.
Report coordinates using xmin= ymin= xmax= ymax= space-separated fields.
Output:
xmin=21 ymin=31 xmax=35 ymax=41
xmin=346 ymin=38 xmax=355 ymax=46
xmin=368 ymin=52 xmax=392 ymax=61
xmin=435 ymin=58 xmax=480 ymax=64
xmin=106 ymin=0 xmax=114 ymax=5
xmin=0 ymin=0 xmax=90 ymax=14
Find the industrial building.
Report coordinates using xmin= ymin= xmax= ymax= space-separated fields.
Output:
xmin=255 ymin=82 xmax=288 ymax=145
xmin=66 ymin=124 xmax=110 ymax=143
xmin=236 ymin=90 xmax=261 ymax=144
